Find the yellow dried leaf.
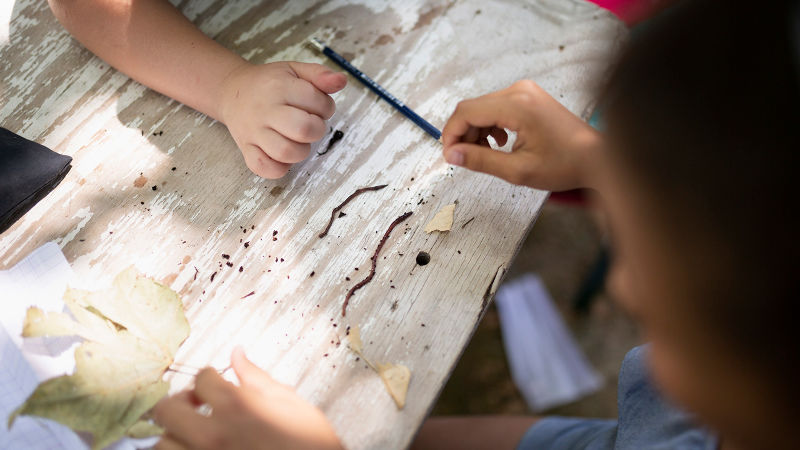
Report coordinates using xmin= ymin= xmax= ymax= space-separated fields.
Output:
xmin=347 ymin=325 xmax=364 ymax=354
xmin=424 ymin=204 xmax=455 ymax=233
xmin=377 ymin=363 xmax=411 ymax=409
xmin=8 ymin=266 xmax=189 ymax=450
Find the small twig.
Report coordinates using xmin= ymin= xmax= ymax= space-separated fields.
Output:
xmin=343 ymin=211 xmax=412 ymax=316
xmin=240 ymin=291 xmax=255 ymax=299
xmin=167 ymin=363 xmax=229 ymax=376
xmin=461 ymin=217 xmax=475 ymax=229
xmin=319 ymin=185 xmax=388 ymax=238
xmin=166 ymin=367 xmax=198 ymax=376
xmin=348 ymin=345 xmax=378 ymax=372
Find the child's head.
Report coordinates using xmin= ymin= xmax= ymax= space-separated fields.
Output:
xmin=599 ymin=1 xmax=799 ymax=448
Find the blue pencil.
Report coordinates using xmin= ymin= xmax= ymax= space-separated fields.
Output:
xmin=309 ymin=37 xmax=442 ymax=141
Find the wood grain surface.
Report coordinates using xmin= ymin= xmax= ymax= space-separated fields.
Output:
xmin=0 ymin=1 xmax=626 ymax=448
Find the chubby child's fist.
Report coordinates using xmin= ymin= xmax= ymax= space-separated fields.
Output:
xmin=441 ymin=80 xmax=603 ymax=191
xmin=217 ymin=62 xmax=347 ymax=178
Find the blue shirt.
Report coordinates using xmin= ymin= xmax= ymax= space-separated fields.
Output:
xmin=517 ymin=346 xmax=718 ymax=450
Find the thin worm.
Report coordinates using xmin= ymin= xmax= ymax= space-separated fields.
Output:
xmin=342 ymin=211 xmax=412 ymax=316
xmin=319 ymin=184 xmax=388 ymax=238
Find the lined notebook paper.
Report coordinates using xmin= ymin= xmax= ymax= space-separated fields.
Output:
xmin=0 ymin=242 xmax=85 ymax=449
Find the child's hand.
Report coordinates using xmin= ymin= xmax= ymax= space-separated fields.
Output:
xmin=441 ymin=80 xmax=603 ymax=191
xmin=153 ymin=348 xmax=342 ymax=450
xmin=218 ymin=62 xmax=347 ymax=179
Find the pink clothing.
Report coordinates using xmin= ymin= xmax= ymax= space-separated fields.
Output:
xmin=588 ymin=0 xmax=672 ymax=25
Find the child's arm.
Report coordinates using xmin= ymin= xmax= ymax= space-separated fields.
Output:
xmin=153 ymin=348 xmax=343 ymax=449
xmin=48 ymin=0 xmax=346 ymax=179
xmin=441 ymin=80 xmax=604 ymax=192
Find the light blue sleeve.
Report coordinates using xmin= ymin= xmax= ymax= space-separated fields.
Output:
xmin=517 ymin=416 xmax=617 ymax=450
xmin=517 ymin=346 xmax=717 ymax=450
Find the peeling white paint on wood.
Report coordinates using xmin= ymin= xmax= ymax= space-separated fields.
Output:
xmin=0 ymin=1 xmax=626 ymax=449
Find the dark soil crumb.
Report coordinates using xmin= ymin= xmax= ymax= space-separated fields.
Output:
xmin=318 ymin=129 xmax=344 ymax=155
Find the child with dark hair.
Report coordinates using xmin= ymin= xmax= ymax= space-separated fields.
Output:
xmin=152 ymin=1 xmax=800 ymax=449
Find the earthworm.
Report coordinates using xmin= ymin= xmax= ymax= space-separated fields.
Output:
xmin=342 ymin=211 xmax=412 ymax=316
xmin=319 ymin=184 xmax=388 ymax=238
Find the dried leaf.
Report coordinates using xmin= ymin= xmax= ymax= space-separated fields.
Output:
xmin=347 ymin=325 xmax=364 ymax=354
xmin=8 ymin=266 xmax=189 ymax=450
xmin=377 ymin=363 xmax=411 ymax=409
xmin=126 ymin=420 xmax=164 ymax=439
xmin=347 ymin=324 xmax=411 ymax=409
xmin=424 ymin=204 xmax=455 ymax=233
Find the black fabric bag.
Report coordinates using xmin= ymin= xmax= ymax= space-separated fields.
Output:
xmin=0 ymin=127 xmax=72 ymax=234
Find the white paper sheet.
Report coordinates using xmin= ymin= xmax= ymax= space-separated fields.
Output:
xmin=495 ymin=274 xmax=603 ymax=412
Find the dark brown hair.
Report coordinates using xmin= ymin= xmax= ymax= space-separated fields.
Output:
xmin=604 ymin=0 xmax=800 ymax=405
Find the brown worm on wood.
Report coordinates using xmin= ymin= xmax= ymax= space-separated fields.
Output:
xmin=342 ymin=211 xmax=412 ymax=317
xmin=319 ymin=184 xmax=388 ymax=238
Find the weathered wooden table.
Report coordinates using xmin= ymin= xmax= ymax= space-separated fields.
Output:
xmin=0 ymin=1 xmax=626 ymax=448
